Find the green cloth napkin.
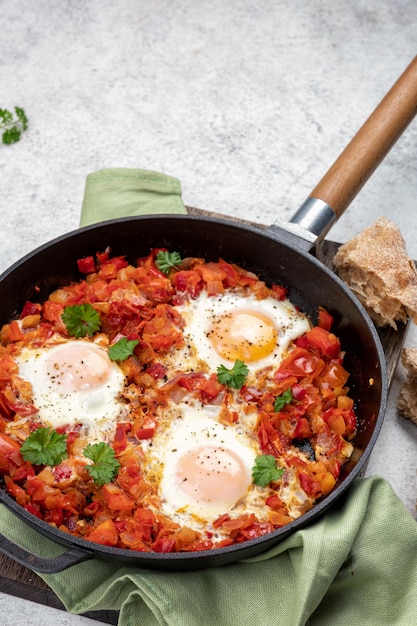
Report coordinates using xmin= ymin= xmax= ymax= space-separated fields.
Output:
xmin=1 ymin=168 xmax=417 ymax=625
xmin=1 ymin=477 xmax=417 ymax=625
xmin=79 ymin=167 xmax=186 ymax=226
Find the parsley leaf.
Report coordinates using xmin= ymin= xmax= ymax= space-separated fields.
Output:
xmin=217 ymin=359 xmax=249 ymax=389
xmin=0 ymin=109 xmax=13 ymax=125
xmin=62 ymin=303 xmax=102 ymax=338
xmin=0 ymin=106 xmax=28 ymax=144
xmin=3 ymin=127 xmax=21 ymax=144
xmin=155 ymin=250 xmax=182 ymax=274
xmin=274 ymin=388 xmax=293 ymax=412
xmin=15 ymin=106 xmax=28 ymax=131
xmin=20 ymin=427 xmax=68 ymax=466
xmin=83 ymin=442 xmax=120 ymax=485
xmin=108 ymin=337 xmax=139 ymax=361
xmin=252 ymin=454 xmax=285 ymax=487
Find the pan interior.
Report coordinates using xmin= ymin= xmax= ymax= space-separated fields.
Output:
xmin=0 ymin=215 xmax=387 ymax=569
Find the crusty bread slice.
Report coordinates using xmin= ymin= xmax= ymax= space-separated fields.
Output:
xmin=333 ymin=216 xmax=417 ymax=329
xmin=397 ymin=348 xmax=417 ymax=426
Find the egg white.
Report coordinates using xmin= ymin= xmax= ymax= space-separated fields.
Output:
xmin=144 ymin=399 xmax=260 ymax=526
xmin=15 ymin=340 xmax=126 ymax=442
xmin=169 ymin=290 xmax=311 ymax=374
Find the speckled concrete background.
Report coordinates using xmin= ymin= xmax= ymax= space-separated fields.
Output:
xmin=1 ymin=0 xmax=417 ymax=623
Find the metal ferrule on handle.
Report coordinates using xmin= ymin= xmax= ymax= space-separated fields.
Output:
xmin=289 ymin=198 xmax=337 ymax=240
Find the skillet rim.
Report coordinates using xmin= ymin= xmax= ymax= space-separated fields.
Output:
xmin=0 ymin=214 xmax=388 ymax=570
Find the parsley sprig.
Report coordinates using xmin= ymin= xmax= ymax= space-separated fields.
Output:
xmin=156 ymin=250 xmax=182 ymax=275
xmin=20 ymin=427 xmax=68 ymax=466
xmin=0 ymin=107 xmax=28 ymax=144
xmin=108 ymin=337 xmax=139 ymax=361
xmin=274 ymin=388 xmax=293 ymax=412
xmin=252 ymin=454 xmax=285 ymax=487
xmin=20 ymin=427 xmax=120 ymax=485
xmin=83 ymin=442 xmax=120 ymax=486
xmin=62 ymin=303 xmax=102 ymax=338
xmin=217 ymin=359 xmax=249 ymax=389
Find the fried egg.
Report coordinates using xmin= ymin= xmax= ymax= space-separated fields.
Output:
xmin=173 ymin=290 xmax=311 ymax=373
xmin=15 ymin=340 xmax=126 ymax=441
xmin=145 ymin=400 xmax=260 ymax=525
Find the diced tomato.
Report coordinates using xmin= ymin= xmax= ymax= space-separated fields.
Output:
xmin=113 ymin=423 xmax=128 ymax=454
xmin=212 ymin=513 xmax=230 ymax=529
xmin=43 ymin=490 xmax=82 ymax=515
xmin=102 ymin=483 xmax=136 ymax=511
xmin=293 ymin=417 xmax=313 ymax=439
xmin=151 ymin=536 xmax=177 ymax=553
xmin=268 ymin=510 xmax=294 ymax=527
xmin=240 ymin=386 xmax=262 ymax=402
xmin=87 ymin=519 xmax=119 ymax=546
xmin=265 ymin=494 xmax=283 ymax=510
xmin=172 ymin=270 xmax=203 ymax=297
xmin=294 ymin=334 xmax=309 ymax=349
xmin=342 ymin=408 xmax=357 ymax=434
xmin=318 ymin=307 xmax=334 ymax=331
xmin=149 ymin=266 xmax=168 ymax=280
xmin=320 ymin=361 xmax=349 ymax=388
xmin=77 ymin=255 xmax=96 ymax=274
xmin=11 ymin=463 xmax=34 ymax=482
xmin=135 ymin=417 xmax=156 ymax=440
xmin=169 ymin=372 xmax=223 ymax=401
xmin=316 ymin=429 xmax=343 ymax=456
xmin=205 ymin=280 xmax=224 ymax=296
xmin=337 ymin=394 xmax=354 ymax=411
xmin=276 ymin=347 xmax=322 ymax=379
xmin=24 ymin=502 xmax=43 ymax=519
xmin=198 ymin=373 xmax=224 ymax=401
xmin=134 ymin=507 xmax=156 ymax=525
xmin=323 ymin=407 xmax=356 ymax=436
xmin=291 ymin=384 xmax=307 ymax=400
xmin=20 ymin=301 xmax=42 ymax=318
xmin=104 ymin=255 xmax=128 ymax=271
xmin=272 ymin=284 xmax=288 ymax=301
xmin=4 ymin=476 xmax=30 ymax=505
xmin=240 ymin=522 xmax=275 ymax=540
xmin=305 ymin=326 xmax=341 ymax=359
xmin=44 ymin=508 xmax=64 ymax=526
xmin=42 ymin=300 xmax=64 ymax=323
xmin=52 ymin=464 xmax=73 ymax=482
xmin=145 ymin=363 xmax=167 ymax=380
xmin=319 ymin=472 xmax=337 ymax=495
xmin=8 ymin=321 xmax=24 ymax=342
xmin=323 ymin=408 xmax=346 ymax=435
xmin=0 ymin=392 xmax=13 ymax=418
xmin=299 ymin=471 xmax=321 ymax=496
xmin=218 ymin=261 xmax=239 ymax=287
xmin=0 ymin=433 xmax=24 ymax=474
xmin=83 ymin=500 xmax=101 ymax=516
xmin=95 ymin=248 xmax=111 ymax=265
xmin=286 ymin=455 xmax=308 ymax=469
xmin=198 ymin=262 xmax=227 ymax=285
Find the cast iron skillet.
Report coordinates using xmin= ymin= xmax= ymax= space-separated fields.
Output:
xmin=0 ymin=58 xmax=417 ymax=573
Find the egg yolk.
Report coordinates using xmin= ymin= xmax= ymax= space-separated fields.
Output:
xmin=46 ymin=342 xmax=111 ymax=393
xmin=175 ymin=445 xmax=251 ymax=506
xmin=208 ymin=309 xmax=278 ymax=363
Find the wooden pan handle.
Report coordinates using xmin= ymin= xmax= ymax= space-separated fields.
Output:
xmin=310 ymin=56 xmax=417 ymax=217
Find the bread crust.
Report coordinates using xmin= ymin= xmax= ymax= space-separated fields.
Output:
xmin=398 ymin=348 xmax=417 ymax=426
xmin=333 ymin=216 xmax=417 ymax=329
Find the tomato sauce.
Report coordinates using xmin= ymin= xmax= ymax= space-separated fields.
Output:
xmin=0 ymin=249 xmax=357 ymax=553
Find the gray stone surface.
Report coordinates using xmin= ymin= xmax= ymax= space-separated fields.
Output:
xmin=1 ymin=0 xmax=417 ymax=621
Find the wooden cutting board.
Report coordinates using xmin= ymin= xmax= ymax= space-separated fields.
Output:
xmin=0 ymin=208 xmax=410 ymax=625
